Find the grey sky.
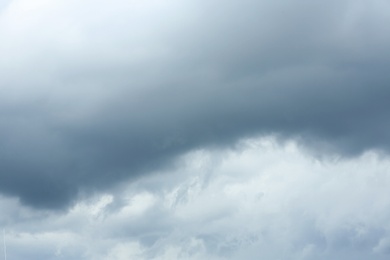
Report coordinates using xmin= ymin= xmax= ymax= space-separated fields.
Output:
xmin=1 ymin=0 xmax=390 ymax=208
xmin=1 ymin=0 xmax=390 ymax=258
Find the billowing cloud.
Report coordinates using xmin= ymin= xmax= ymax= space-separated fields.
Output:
xmin=2 ymin=138 xmax=390 ymax=259
xmin=1 ymin=0 xmax=390 ymax=209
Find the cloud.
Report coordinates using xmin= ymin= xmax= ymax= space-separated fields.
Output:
xmin=2 ymin=137 xmax=390 ymax=259
xmin=1 ymin=0 xmax=390 ymax=209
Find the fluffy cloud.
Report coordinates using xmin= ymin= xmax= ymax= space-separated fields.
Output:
xmin=2 ymin=137 xmax=390 ymax=259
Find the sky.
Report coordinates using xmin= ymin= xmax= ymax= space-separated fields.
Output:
xmin=1 ymin=0 xmax=390 ymax=259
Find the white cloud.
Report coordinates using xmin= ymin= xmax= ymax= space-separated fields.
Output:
xmin=1 ymin=136 xmax=390 ymax=259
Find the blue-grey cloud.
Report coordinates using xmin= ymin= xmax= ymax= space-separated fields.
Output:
xmin=1 ymin=0 xmax=390 ymax=208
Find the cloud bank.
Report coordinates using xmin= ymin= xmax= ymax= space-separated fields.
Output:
xmin=1 ymin=1 xmax=390 ymax=258
xmin=1 ymin=0 xmax=390 ymax=209
xmin=2 ymin=138 xmax=390 ymax=259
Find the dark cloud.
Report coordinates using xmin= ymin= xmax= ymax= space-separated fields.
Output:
xmin=1 ymin=0 xmax=390 ymax=208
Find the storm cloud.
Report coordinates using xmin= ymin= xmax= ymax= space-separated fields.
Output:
xmin=1 ymin=0 xmax=390 ymax=209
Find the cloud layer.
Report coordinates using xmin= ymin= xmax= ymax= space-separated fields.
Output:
xmin=1 ymin=1 xmax=389 ymax=258
xmin=1 ymin=0 xmax=390 ymax=208
xmin=2 ymin=137 xmax=390 ymax=259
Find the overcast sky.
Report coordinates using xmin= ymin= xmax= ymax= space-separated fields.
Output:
xmin=1 ymin=0 xmax=390 ymax=259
